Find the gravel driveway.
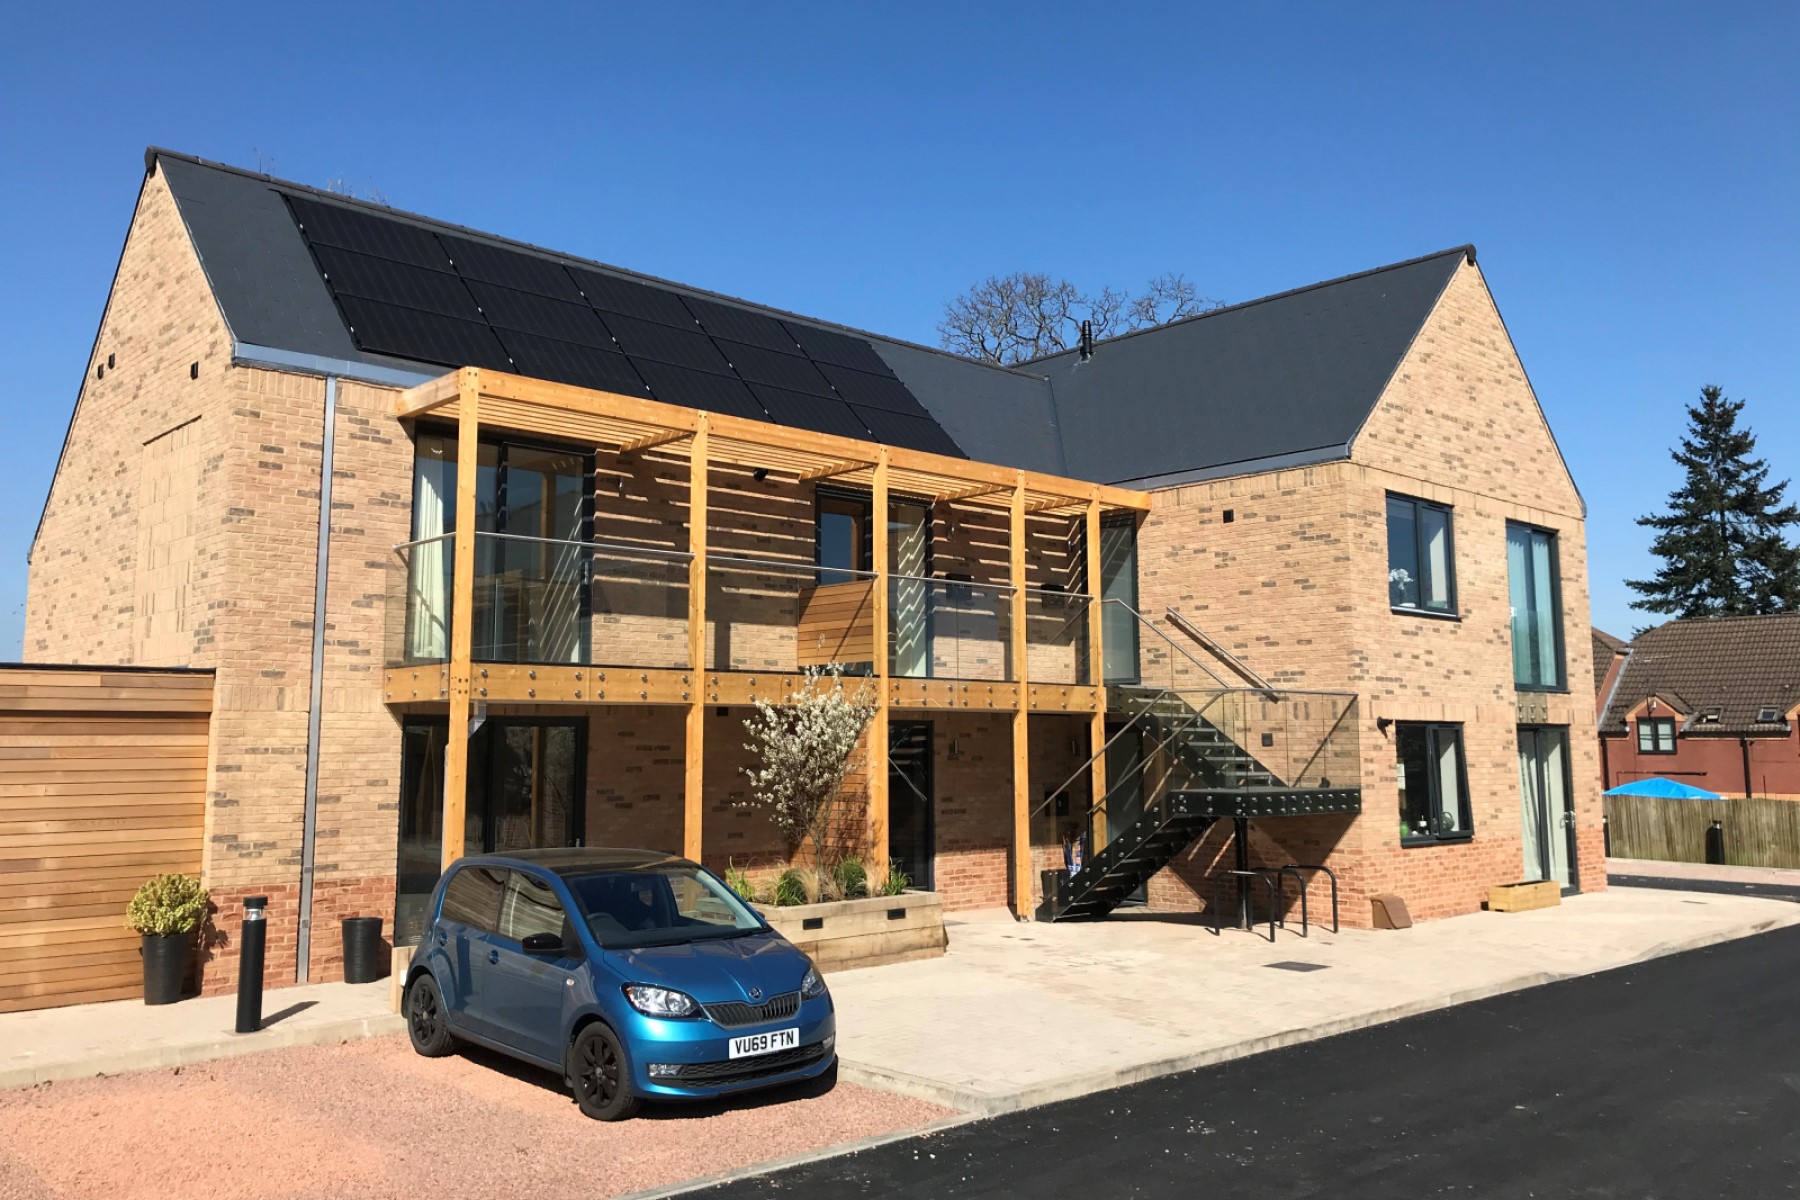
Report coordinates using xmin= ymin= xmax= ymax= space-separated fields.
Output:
xmin=0 ymin=1034 xmax=952 ymax=1200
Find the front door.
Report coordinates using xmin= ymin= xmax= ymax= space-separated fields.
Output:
xmin=1518 ymin=726 xmax=1577 ymax=891
xmin=888 ymin=722 xmax=934 ymax=890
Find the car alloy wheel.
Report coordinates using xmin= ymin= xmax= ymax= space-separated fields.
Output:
xmin=405 ymin=975 xmax=455 ymax=1058
xmin=569 ymin=1024 xmax=640 ymax=1121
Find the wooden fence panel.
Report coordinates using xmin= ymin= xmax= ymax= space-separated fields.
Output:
xmin=0 ymin=666 xmax=211 ymax=1012
xmin=1605 ymin=793 xmax=1800 ymax=869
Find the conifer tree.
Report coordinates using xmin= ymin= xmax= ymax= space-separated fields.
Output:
xmin=1628 ymin=386 xmax=1800 ymax=617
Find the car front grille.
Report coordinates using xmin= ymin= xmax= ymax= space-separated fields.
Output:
xmin=663 ymin=1041 xmax=828 ymax=1086
xmin=703 ymin=990 xmax=800 ymax=1028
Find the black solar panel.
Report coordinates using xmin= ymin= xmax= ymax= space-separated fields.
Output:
xmin=632 ymin=360 xmax=768 ymax=421
xmin=464 ymin=281 xmax=613 ymax=348
xmin=601 ymin=312 xmax=733 ymax=375
xmin=286 ymin=196 xmax=450 ymax=271
xmin=283 ymin=192 xmax=965 ymax=458
xmin=814 ymin=364 xmax=932 ymax=416
xmin=782 ymin=322 xmax=894 ymax=375
xmin=440 ymin=236 xmax=585 ymax=302
xmin=687 ymin=297 xmax=804 ymax=355
xmin=850 ymin=406 xmax=966 ymax=457
xmin=568 ymin=268 xmax=699 ymax=329
xmin=749 ymin=387 xmax=875 ymax=441
xmin=335 ymin=295 xmax=513 ymax=369
xmin=309 ymin=245 xmax=480 ymax=320
xmin=717 ymin=341 xmax=835 ymax=396
xmin=494 ymin=332 xmax=650 ymax=397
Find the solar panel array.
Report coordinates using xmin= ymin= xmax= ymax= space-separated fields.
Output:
xmin=283 ymin=194 xmax=965 ymax=458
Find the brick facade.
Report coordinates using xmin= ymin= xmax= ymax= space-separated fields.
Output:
xmin=26 ymin=177 xmax=1596 ymax=999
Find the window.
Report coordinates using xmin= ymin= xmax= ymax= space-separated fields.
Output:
xmin=498 ymin=871 xmax=571 ymax=944
xmin=1637 ymin=717 xmax=1676 ymax=754
xmin=1387 ymin=495 xmax=1455 ymax=614
xmin=1758 ymin=706 xmax=1783 ymax=724
xmin=815 ymin=488 xmax=872 ymax=586
xmin=1507 ymin=523 xmax=1564 ymax=689
xmin=565 ymin=865 xmax=764 ymax=949
xmin=1099 ymin=518 xmax=1141 ymax=683
xmin=440 ymin=866 xmax=506 ymax=931
xmin=1396 ymin=722 xmax=1472 ymax=843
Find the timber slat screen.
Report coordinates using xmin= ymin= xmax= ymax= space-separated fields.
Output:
xmin=0 ymin=666 xmax=213 ymax=1012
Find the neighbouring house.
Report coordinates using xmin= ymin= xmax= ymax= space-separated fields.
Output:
xmin=1593 ymin=627 xmax=1629 ymax=718
xmin=18 ymin=147 xmax=1601 ymax=1003
xmin=1598 ymin=614 xmax=1800 ymax=800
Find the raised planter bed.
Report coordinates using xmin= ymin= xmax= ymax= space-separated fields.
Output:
xmin=757 ymin=891 xmax=946 ymax=972
xmin=1487 ymin=879 xmax=1561 ymax=913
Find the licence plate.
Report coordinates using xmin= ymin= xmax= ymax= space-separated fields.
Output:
xmin=728 ymin=1027 xmax=800 ymax=1059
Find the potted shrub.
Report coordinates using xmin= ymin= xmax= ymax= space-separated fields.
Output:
xmin=126 ymin=873 xmax=209 ymax=1005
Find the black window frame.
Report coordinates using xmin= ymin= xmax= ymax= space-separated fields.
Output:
xmin=1396 ymin=721 xmax=1474 ymax=846
xmin=1637 ymin=716 xmax=1677 ymax=754
xmin=1507 ymin=521 xmax=1567 ymax=692
xmin=1386 ymin=493 xmax=1458 ymax=617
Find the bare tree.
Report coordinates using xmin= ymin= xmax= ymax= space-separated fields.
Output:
xmin=939 ymin=272 xmax=1220 ymax=366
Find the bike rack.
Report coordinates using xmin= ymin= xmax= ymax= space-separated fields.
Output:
xmin=1210 ymin=869 xmax=1279 ymax=942
xmin=1275 ymin=863 xmax=1340 ymax=934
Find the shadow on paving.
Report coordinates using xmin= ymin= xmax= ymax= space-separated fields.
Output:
xmin=698 ymin=924 xmax=1800 ymax=1199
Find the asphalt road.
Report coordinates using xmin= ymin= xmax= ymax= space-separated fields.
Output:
xmin=705 ymin=920 xmax=1800 ymax=1199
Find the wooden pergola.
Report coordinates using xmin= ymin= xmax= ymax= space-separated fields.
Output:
xmin=392 ymin=367 xmax=1151 ymax=917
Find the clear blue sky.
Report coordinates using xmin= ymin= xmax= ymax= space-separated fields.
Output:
xmin=2 ymin=2 xmax=1795 ymax=654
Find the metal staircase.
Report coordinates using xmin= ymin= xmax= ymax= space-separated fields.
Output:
xmin=1033 ymin=605 xmax=1362 ymax=923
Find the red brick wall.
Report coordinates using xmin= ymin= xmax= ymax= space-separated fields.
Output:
xmin=1601 ymin=727 xmax=1800 ymax=800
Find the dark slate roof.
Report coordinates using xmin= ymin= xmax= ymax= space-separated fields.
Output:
xmin=1591 ymin=627 xmax=1629 ymax=695
xmin=153 ymin=150 xmax=1059 ymax=468
xmin=1016 ymin=248 xmax=1470 ymax=486
xmin=1599 ymin=614 xmax=1800 ymax=735
xmin=145 ymin=148 xmax=1475 ymax=489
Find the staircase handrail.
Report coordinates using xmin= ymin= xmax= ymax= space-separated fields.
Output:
xmin=1029 ymin=684 xmax=1229 ymax=824
xmin=1163 ymin=606 xmax=1280 ymax=697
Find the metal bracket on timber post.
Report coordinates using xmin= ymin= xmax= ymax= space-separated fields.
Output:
xmin=441 ymin=368 xmax=480 ymax=870
xmin=867 ymin=449 xmax=891 ymax=881
xmin=684 ymin=417 xmax=709 ymax=866
xmin=1009 ymin=473 xmax=1032 ymax=919
xmin=1085 ymin=496 xmax=1108 ymax=849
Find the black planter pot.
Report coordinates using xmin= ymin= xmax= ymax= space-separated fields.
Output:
xmin=140 ymin=932 xmax=189 ymax=1005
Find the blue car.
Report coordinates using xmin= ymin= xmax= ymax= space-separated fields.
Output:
xmin=402 ymin=848 xmax=836 ymax=1120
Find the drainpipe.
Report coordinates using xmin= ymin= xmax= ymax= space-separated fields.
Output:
xmin=297 ymin=375 xmax=339 ymax=983
xmin=1740 ymin=736 xmax=1753 ymax=800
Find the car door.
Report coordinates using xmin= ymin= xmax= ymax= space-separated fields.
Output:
xmin=485 ymin=869 xmax=584 ymax=1064
xmin=434 ymin=865 xmax=507 ymax=1039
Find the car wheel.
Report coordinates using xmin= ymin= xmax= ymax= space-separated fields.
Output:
xmin=568 ymin=1023 xmax=640 ymax=1121
xmin=404 ymin=974 xmax=456 ymax=1058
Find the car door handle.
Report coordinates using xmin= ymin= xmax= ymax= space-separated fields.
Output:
xmin=436 ymin=931 xmax=447 ymax=947
xmin=488 ymin=949 xmax=500 ymax=965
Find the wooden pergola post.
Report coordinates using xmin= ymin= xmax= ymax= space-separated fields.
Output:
xmin=867 ymin=449 xmax=891 ymax=881
xmin=441 ymin=368 xmax=480 ymax=870
xmin=684 ymin=416 xmax=709 ymax=864
xmin=1009 ymin=473 xmax=1032 ymax=919
xmin=1085 ymin=496 xmax=1108 ymax=850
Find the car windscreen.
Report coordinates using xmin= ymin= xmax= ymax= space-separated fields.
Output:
xmin=563 ymin=866 xmax=765 ymax=949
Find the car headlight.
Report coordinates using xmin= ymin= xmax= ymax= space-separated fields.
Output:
xmin=623 ymin=984 xmax=700 ymax=1018
xmin=800 ymin=965 xmax=827 ymax=999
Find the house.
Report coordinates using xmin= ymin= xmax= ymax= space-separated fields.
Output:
xmin=1593 ymin=627 xmax=1629 ymax=718
xmin=1598 ymin=614 xmax=1800 ymax=800
xmin=20 ymin=148 xmax=1602 ymax=998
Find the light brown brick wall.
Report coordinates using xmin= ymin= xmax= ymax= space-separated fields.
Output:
xmin=1132 ymin=258 xmax=1601 ymax=925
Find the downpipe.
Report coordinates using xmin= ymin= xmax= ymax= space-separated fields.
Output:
xmin=296 ymin=375 xmax=338 ymax=983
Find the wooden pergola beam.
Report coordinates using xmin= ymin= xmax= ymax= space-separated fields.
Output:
xmin=684 ymin=417 xmax=710 ymax=865
xmin=941 ymin=481 xmax=1013 ymax=503
xmin=798 ymin=459 xmax=875 ymax=482
xmin=440 ymin=369 xmax=481 ymax=870
xmin=618 ymin=427 xmax=689 ymax=454
xmin=398 ymin=371 xmax=462 ymax=417
xmin=1008 ymin=474 xmax=1032 ymax=920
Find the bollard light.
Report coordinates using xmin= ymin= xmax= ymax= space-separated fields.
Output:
xmin=235 ymin=895 xmax=269 ymax=1035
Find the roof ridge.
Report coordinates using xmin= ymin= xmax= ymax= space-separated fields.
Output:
xmin=144 ymin=147 xmax=1048 ymax=385
xmin=1009 ymin=244 xmax=1476 ymax=369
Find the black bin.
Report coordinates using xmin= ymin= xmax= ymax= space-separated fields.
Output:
xmin=341 ymin=916 xmax=384 ymax=984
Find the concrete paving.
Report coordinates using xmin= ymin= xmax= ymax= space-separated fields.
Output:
xmin=0 ymin=980 xmax=402 ymax=1090
xmin=1607 ymin=855 xmax=1800 ymax=887
xmin=829 ymin=885 xmax=1800 ymax=1114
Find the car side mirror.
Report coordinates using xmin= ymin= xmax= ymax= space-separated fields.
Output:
xmin=521 ymin=932 xmax=564 ymax=956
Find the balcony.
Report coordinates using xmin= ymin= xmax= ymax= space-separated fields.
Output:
xmin=386 ymin=534 xmax=1092 ymax=709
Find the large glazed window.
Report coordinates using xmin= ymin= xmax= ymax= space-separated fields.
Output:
xmin=1387 ymin=494 xmax=1455 ymax=614
xmin=1099 ymin=518 xmax=1140 ymax=682
xmin=1507 ymin=523 xmax=1564 ymax=690
xmin=1396 ymin=722 xmax=1473 ymax=844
